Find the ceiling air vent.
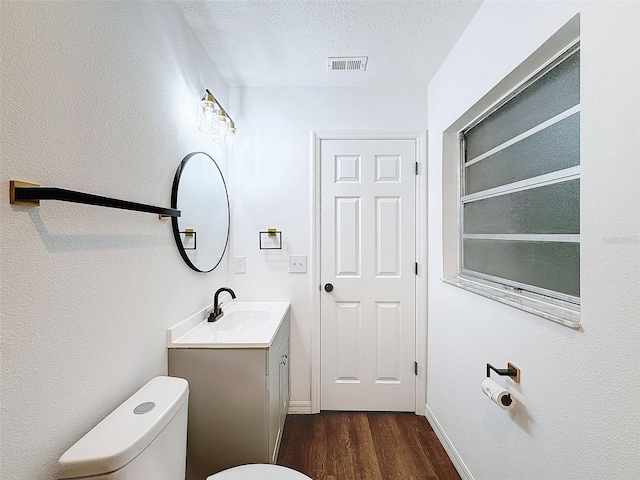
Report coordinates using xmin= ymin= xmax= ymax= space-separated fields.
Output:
xmin=328 ymin=56 xmax=368 ymax=72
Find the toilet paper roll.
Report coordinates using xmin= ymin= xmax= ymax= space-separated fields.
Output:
xmin=481 ymin=377 xmax=515 ymax=410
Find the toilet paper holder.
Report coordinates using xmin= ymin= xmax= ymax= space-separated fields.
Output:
xmin=487 ymin=363 xmax=521 ymax=383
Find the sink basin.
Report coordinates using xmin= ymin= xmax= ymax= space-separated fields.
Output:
xmin=214 ymin=310 xmax=270 ymax=330
xmin=167 ymin=301 xmax=290 ymax=348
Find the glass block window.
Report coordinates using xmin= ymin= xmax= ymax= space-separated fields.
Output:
xmin=460 ymin=45 xmax=580 ymax=304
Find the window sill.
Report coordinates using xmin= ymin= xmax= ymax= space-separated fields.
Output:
xmin=442 ymin=277 xmax=581 ymax=329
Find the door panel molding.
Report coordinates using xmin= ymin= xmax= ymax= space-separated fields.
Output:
xmin=311 ymin=131 xmax=428 ymax=414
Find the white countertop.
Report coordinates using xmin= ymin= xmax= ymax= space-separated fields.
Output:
xmin=167 ymin=301 xmax=290 ymax=349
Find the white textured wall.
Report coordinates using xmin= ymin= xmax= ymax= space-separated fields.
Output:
xmin=228 ymin=86 xmax=428 ymax=402
xmin=0 ymin=2 xmax=231 ymax=479
xmin=427 ymin=2 xmax=640 ymax=479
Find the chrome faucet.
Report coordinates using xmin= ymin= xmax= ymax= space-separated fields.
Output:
xmin=209 ymin=287 xmax=236 ymax=322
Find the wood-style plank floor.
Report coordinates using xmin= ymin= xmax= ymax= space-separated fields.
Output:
xmin=277 ymin=412 xmax=461 ymax=480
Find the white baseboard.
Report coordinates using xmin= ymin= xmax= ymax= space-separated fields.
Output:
xmin=287 ymin=401 xmax=312 ymax=414
xmin=424 ymin=404 xmax=474 ymax=480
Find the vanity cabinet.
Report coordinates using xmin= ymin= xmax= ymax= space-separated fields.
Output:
xmin=168 ymin=310 xmax=290 ymax=479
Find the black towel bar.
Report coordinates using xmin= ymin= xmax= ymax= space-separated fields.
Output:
xmin=10 ymin=180 xmax=180 ymax=218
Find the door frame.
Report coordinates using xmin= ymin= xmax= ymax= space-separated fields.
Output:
xmin=311 ymin=131 xmax=428 ymax=414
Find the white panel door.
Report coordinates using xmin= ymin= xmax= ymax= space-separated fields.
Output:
xmin=320 ymin=138 xmax=416 ymax=411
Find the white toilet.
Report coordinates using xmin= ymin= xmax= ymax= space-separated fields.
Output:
xmin=58 ymin=376 xmax=310 ymax=480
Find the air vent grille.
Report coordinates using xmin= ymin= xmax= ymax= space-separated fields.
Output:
xmin=328 ymin=56 xmax=368 ymax=71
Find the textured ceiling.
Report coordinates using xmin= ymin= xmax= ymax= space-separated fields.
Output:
xmin=176 ymin=0 xmax=482 ymax=87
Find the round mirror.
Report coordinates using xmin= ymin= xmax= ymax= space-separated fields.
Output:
xmin=171 ymin=152 xmax=230 ymax=272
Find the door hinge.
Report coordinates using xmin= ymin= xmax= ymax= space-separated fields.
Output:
xmin=414 ymin=362 xmax=418 ymax=376
xmin=415 ymin=262 xmax=418 ymax=275
xmin=415 ymin=162 xmax=419 ymax=175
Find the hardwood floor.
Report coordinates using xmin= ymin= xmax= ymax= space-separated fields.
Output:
xmin=277 ymin=412 xmax=461 ymax=480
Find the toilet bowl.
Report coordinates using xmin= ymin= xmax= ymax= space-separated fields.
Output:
xmin=57 ymin=376 xmax=310 ymax=480
xmin=210 ymin=464 xmax=311 ymax=479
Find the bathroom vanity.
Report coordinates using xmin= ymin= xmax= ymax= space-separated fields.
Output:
xmin=167 ymin=302 xmax=290 ymax=478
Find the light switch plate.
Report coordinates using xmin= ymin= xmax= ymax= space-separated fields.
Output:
xmin=288 ymin=255 xmax=307 ymax=273
xmin=234 ymin=256 xmax=246 ymax=274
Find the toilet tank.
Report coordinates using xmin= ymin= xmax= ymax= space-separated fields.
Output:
xmin=58 ymin=376 xmax=189 ymax=480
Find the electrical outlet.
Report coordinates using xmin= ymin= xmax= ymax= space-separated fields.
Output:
xmin=288 ymin=255 xmax=307 ymax=273
xmin=234 ymin=256 xmax=246 ymax=274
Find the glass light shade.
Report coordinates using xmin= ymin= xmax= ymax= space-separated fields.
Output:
xmin=227 ymin=123 xmax=237 ymax=149
xmin=213 ymin=110 xmax=230 ymax=150
xmin=224 ymin=123 xmax=237 ymax=152
xmin=217 ymin=110 xmax=229 ymax=135
xmin=198 ymin=98 xmax=219 ymax=135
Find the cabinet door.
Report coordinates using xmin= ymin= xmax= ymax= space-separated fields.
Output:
xmin=268 ymin=340 xmax=284 ymax=463
xmin=279 ymin=332 xmax=290 ymax=424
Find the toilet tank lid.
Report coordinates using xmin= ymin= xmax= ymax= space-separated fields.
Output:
xmin=58 ymin=376 xmax=188 ymax=479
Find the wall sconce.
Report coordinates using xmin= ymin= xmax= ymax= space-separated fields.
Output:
xmin=199 ymin=89 xmax=236 ymax=151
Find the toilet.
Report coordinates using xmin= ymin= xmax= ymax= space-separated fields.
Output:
xmin=57 ymin=376 xmax=310 ymax=480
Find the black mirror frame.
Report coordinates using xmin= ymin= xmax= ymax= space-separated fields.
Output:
xmin=171 ymin=151 xmax=230 ymax=273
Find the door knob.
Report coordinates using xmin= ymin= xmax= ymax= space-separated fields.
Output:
xmin=324 ymin=283 xmax=334 ymax=292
